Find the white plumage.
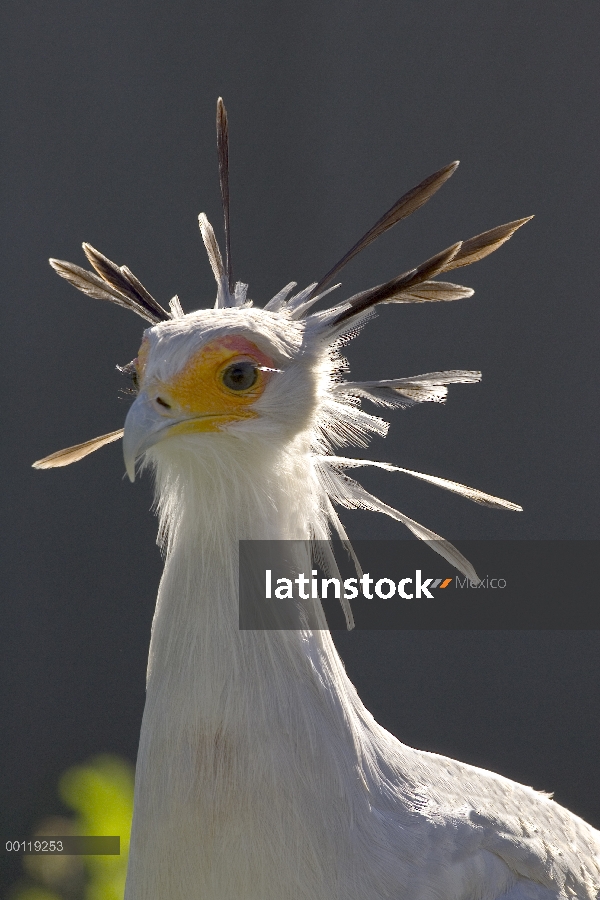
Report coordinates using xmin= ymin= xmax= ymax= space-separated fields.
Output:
xmin=35 ymin=100 xmax=600 ymax=899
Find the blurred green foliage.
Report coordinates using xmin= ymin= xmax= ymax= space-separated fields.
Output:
xmin=9 ymin=755 xmax=134 ymax=900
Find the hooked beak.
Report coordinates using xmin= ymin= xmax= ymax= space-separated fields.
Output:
xmin=123 ymin=391 xmax=254 ymax=482
xmin=123 ymin=392 xmax=172 ymax=482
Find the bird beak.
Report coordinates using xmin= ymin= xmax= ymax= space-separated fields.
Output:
xmin=123 ymin=392 xmax=171 ymax=482
xmin=123 ymin=389 xmax=254 ymax=481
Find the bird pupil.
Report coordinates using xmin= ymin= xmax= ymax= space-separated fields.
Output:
xmin=222 ymin=361 xmax=258 ymax=391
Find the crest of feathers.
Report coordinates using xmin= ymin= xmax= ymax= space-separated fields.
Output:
xmin=35 ymin=98 xmax=531 ymax=626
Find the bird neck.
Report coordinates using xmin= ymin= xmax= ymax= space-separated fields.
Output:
xmin=127 ymin=435 xmax=409 ymax=900
xmin=145 ymin=435 xmax=334 ymax=709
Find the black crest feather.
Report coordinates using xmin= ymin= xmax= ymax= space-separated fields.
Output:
xmin=309 ymin=161 xmax=459 ymax=300
xmin=49 ymin=246 xmax=170 ymax=324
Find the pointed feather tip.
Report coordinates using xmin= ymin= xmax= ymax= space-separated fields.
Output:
xmin=81 ymin=241 xmax=102 ymax=267
xmin=496 ymin=214 xmax=534 ymax=238
xmin=198 ymin=213 xmax=224 ymax=267
xmin=438 ymin=214 xmax=534 ymax=275
xmin=425 ymin=159 xmax=460 ymax=185
xmin=32 ymin=457 xmax=52 ymax=470
xmin=32 ymin=429 xmax=124 ymax=470
xmin=434 ymin=159 xmax=459 ymax=185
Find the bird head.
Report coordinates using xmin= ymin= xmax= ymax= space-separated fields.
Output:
xmin=34 ymin=98 xmax=529 ymax=605
xmin=122 ymin=308 xmax=317 ymax=480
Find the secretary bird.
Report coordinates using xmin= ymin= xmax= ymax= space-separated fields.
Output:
xmin=35 ymin=99 xmax=600 ymax=900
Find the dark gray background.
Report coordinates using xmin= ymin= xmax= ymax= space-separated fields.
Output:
xmin=2 ymin=0 xmax=599 ymax=892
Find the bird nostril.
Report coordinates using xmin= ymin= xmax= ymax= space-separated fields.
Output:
xmin=155 ymin=396 xmax=171 ymax=409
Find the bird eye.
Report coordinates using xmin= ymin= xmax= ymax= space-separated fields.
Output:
xmin=221 ymin=360 xmax=259 ymax=391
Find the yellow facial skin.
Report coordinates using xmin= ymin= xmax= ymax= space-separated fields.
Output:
xmin=135 ymin=335 xmax=276 ymax=435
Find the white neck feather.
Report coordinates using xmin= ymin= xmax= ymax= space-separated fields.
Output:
xmin=126 ymin=433 xmax=410 ymax=900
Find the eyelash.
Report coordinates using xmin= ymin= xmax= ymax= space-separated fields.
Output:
xmin=117 ymin=361 xmax=139 ymax=394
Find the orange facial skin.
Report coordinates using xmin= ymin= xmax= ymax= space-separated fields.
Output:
xmin=135 ymin=335 xmax=276 ymax=435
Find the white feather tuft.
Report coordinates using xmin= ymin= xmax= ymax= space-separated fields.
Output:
xmin=198 ymin=213 xmax=231 ymax=308
xmin=169 ymin=295 xmax=185 ymax=318
xmin=334 ymin=370 xmax=482 ymax=407
xmin=263 ymin=281 xmax=298 ymax=311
